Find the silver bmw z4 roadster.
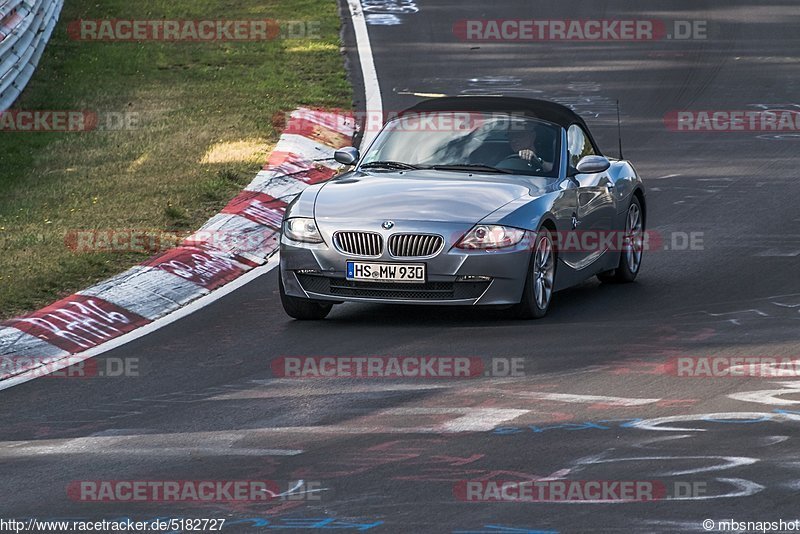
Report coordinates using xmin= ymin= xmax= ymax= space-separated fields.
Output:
xmin=279 ymin=97 xmax=646 ymax=320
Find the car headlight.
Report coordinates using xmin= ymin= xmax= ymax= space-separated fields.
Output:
xmin=456 ymin=225 xmax=526 ymax=250
xmin=283 ymin=217 xmax=323 ymax=244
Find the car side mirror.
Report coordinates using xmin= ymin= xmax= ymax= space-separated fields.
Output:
xmin=575 ymin=155 xmax=611 ymax=174
xmin=334 ymin=146 xmax=360 ymax=166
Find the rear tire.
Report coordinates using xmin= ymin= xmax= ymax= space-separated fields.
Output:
xmin=598 ymin=196 xmax=644 ymax=284
xmin=279 ymin=272 xmax=333 ymax=320
xmin=511 ymin=228 xmax=556 ymax=320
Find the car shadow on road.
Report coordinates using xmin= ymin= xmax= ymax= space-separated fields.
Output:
xmin=285 ymin=278 xmax=657 ymax=328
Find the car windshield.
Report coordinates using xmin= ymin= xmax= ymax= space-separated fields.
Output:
xmin=360 ymin=112 xmax=561 ymax=177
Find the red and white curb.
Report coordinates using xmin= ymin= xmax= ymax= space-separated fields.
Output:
xmin=0 ymin=108 xmax=356 ymax=387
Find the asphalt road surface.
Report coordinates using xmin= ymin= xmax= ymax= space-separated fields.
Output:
xmin=2 ymin=1 xmax=800 ymax=532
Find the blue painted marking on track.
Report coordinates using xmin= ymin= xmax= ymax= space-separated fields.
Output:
xmin=491 ymin=411 xmax=800 ymax=434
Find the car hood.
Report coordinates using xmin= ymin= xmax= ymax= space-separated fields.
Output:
xmin=314 ymin=170 xmax=547 ymax=223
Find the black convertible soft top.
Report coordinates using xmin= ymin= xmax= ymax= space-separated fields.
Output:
xmin=403 ymin=96 xmax=603 ymax=156
xmin=405 ymin=96 xmax=589 ymax=130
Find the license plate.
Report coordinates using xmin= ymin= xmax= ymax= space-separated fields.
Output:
xmin=346 ymin=261 xmax=426 ymax=283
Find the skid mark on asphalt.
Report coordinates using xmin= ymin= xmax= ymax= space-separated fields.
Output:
xmin=291 ymin=437 xmax=572 ymax=484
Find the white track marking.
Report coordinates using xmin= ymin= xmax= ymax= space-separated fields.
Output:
xmin=610 ymin=456 xmax=757 ymax=477
xmin=396 ymin=91 xmax=447 ymax=98
xmin=756 ymin=248 xmax=800 ymax=257
xmin=381 ymin=407 xmax=529 ymax=432
xmin=575 ymin=453 xmax=758 ymax=476
xmin=631 ymin=434 xmax=694 ymax=447
xmin=677 ymin=308 xmax=770 ymax=325
xmin=346 ymin=0 xmax=383 ymax=149
xmin=728 ymin=381 xmax=800 ymax=406
xmin=2 ymin=424 xmax=529 ymax=439
xmin=440 ymin=410 xmax=529 ymax=432
xmin=0 ymin=445 xmax=302 ymax=458
xmin=773 ymin=299 xmax=800 ymax=308
xmin=630 ymin=412 xmax=778 ymax=432
xmin=759 ymin=435 xmax=790 ymax=446
xmin=0 ymin=256 xmax=279 ymax=392
xmin=518 ymin=391 xmax=661 ymax=406
xmin=0 ymin=431 xmax=302 ymax=458
xmin=210 ymin=383 xmax=451 ymax=400
xmin=260 ymin=480 xmax=331 ymax=499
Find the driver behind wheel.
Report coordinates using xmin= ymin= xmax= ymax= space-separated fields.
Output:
xmin=508 ymin=128 xmax=552 ymax=172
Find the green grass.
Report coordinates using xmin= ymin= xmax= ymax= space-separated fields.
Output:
xmin=0 ymin=0 xmax=351 ymax=318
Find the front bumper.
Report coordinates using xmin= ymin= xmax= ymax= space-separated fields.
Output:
xmin=280 ymin=228 xmax=532 ymax=306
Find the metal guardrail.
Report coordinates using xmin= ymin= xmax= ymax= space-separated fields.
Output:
xmin=0 ymin=0 xmax=63 ymax=111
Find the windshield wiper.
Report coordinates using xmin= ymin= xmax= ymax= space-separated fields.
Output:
xmin=430 ymin=164 xmax=513 ymax=174
xmin=360 ymin=161 xmax=420 ymax=170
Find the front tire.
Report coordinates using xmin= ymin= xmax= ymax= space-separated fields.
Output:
xmin=598 ymin=196 xmax=644 ymax=283
xmin=279 ymin=272 xmax=333 ymax=320
xmin=511 ymin=228 xmax=556 ymax=319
